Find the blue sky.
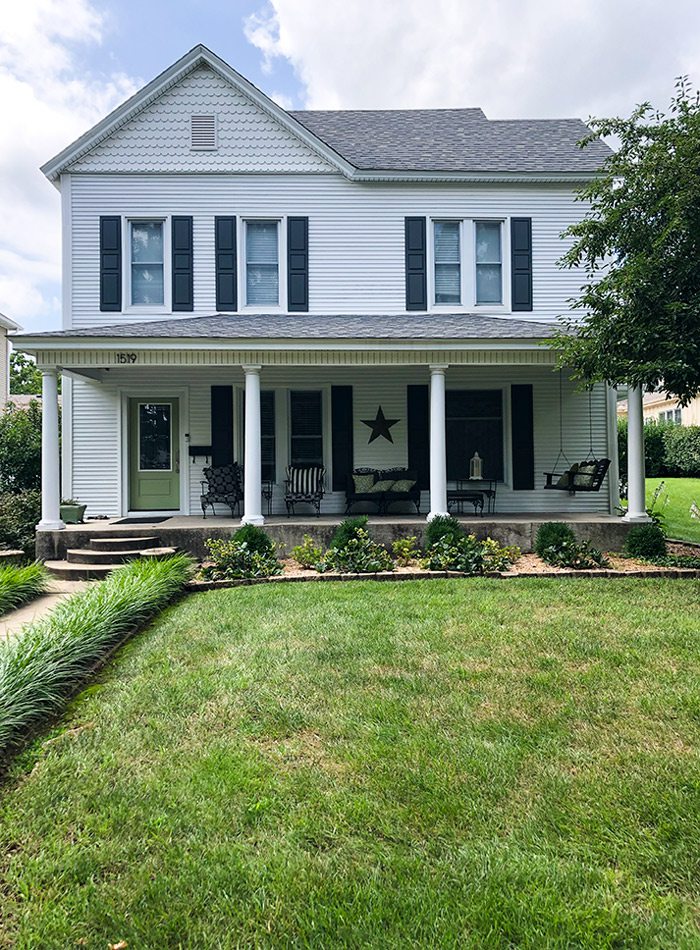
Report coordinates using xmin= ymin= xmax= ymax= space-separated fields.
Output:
xmin=2 ymin=0 xmax=700 ymax=335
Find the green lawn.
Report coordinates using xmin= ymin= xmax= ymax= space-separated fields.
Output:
xmin=647 ymin=477 xmax=700 ymax=542
xmin=2 ymin=580 xmax=700 ymax=947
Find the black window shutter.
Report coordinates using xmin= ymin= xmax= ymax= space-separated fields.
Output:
xmin=407 ymin=384 xmax=429 ymax=489
xmin=511 ymin=384 xmax=534 ymax=489
xmin=215 ymin=216 xmax=237 ymax=311
xmin=287 ymin=217 xmax=309 ymax=312
xmin=405 ymin=217 xmax=427 ymax=310
xmin=99 ymin=216 xmax=121 ymax=312
xmin=511 ymin=217 xmax=533 ymax=312
xmin=172 ymin=216 xmax=194 ymax=312
xmin=331 ymin=386 xmax=353 ymax=491
xmin=211 ymin=385 xmax=233 ymax=467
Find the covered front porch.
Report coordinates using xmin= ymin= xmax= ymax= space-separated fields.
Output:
xmin=12 ymin=312 xmax=648 ymax=551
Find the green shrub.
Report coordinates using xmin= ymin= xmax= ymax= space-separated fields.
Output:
xmin=624 ymin=523 xmax=667 ymax=559
xmin=425 ymin=515 xmax=464 ymax=549
xmin=0 ymin=555 xmax=193 ymax=758
xmin=323 ymin=529 xmax=393 ymax=574
xmin=290 ymin=534 xmax=324 ymax=569
xmin=617 ymin=416 xmax=627 ymax=479
xmin=644 ymin=421 xmax=675 ymax=477
xmin=232 ymin=523 xmax=275 ymax=556
xmin=329 ymin=516 xmax=369 ymax=549
xmin=391 ymin=536 xmax=419 ymax=566
xmin=535 ymin=522 xmax=576 ymax=558
xmin=0 ymin=402 xmax=42 ymax=493
xmin=0 ymin=490 xmax=41 ymax=555
xmin=423 ymin=534 xmax=484 ymax=573
xmin=202 ymin=536 xmax=281 ymax=580
xmin=481 ymin=538 xmax=521 ymax=572
xmin=0 ymin=562 xmax=48 ymax=617
xmin=663 ymin=425 xmax=700 ymax=477
xmin=541 ymin=539 xmax=609 ymax=569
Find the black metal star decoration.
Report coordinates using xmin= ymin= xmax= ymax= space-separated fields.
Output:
xmin=361 ymin=405 xmax=399 ymax=444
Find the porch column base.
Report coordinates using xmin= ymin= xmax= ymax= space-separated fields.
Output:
xmin=36 ymin=520 xmax=67 ymax=531
xmin=241 ymin=515 xmax=265 ymax=527
xmin=427 ymin=510 xmax=450 ymax=521
xmin=622 ymin=511 xmax=651 ymax=523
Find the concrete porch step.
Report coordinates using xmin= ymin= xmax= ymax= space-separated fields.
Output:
xmin=66 ymin=548 xmax=147 ymax=565
xmin=45 ymin=561 xmax=125 ymax=581
xmin=89 ymin=536 xmax=161 ymax=552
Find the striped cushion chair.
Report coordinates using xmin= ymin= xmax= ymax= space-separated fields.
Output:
xmin=284 ymin=465 xmax=326 ymax=517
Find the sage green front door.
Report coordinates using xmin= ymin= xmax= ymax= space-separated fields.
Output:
xmin=129 ymin=399 xmax=180 ymax=511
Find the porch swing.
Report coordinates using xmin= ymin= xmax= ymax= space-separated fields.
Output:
xmin=543 ymin=371 xmax=611 ymax=493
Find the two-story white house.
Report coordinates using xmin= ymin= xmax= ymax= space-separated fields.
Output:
xmin=13 ymin=44 xmax=648 ymax=553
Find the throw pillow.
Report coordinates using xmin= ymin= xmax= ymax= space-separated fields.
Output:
xmin=353 ymin=473 xmax=376 ymax=493
xmin=390 ymin=479 xmax=417 ymax=493
xmin=368 ymin=479 xmax=395 ymax=493
xmin=556 ymin=463 xmax=578 ymax=489
xmin=573 ymin=462 xmax=597 ymax=488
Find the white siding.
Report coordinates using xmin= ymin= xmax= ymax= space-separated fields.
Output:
xmin=70 ymin=174 xmax=587 ymax=326
xmin=69 ymin=65 xmax=331 ymax=175
xmin=69 ymin=366 xmax=611 ymax=518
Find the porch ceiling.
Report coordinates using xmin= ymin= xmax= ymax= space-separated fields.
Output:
xmin=13 ymin=312 xmax=564 ymax=369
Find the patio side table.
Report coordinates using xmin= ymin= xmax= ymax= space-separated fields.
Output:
xmin=456 ymin=478 xmax=498 ymax=514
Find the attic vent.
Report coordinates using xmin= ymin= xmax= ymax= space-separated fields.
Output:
xmin=190 ymin=114 xmax=217 ymax=150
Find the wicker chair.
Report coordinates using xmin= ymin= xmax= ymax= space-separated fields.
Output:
xmin=284 ymin=465 xmax=326 ymax=516
xmin=200 ymin=463 xmax=243 ymax=517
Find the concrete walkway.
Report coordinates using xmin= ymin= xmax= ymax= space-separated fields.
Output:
xmin=0 ymin=580 xmax=91 ymax=642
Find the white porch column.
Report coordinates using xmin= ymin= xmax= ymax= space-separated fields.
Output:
xmin=242 ymin=365 xmax=264 ymax=526
xmin=37 ymin=369 xmax=65 ymax=531
xmin=623 ymin=385 xmax=650 ymax=522
xmin=428 ymin=364 xmax=449 ymax=520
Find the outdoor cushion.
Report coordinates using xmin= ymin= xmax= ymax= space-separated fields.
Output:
xmin=573 ymin=462 xmax=597 ymax=487
xmin=353 ymin=473 xmax=376 ymax=493
xmin=368 ymin=479 xmax=395 ymax=493
xmin=556 ymin=463 xmax=578 ymax=489
xmin=390 ymin=478 xmax=416 ymax=493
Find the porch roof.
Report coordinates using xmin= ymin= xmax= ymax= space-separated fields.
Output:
xmin=14 ymin=312 xmax=564 ymax=345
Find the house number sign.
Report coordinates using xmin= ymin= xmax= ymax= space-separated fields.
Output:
xmin=115 ymin=352 xmax=138 ymax=364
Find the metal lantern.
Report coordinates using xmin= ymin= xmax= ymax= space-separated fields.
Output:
xmin=469 ymin=451 xmax=483 ymax=480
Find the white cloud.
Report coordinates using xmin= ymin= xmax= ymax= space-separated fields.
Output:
xmin=245 ymin=0 xmax=700 ymax=118
xmin=0 ymin=0 xmax=138 ymax=331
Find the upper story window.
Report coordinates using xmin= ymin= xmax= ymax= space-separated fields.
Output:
xmin=475 ymin=221 xmax=502 ymax=305
xmin=130 ymin=220 xmax=164 ymax=306
xmin=245 ymin=220 xmax=279 ymax=306
xmin=433 ymin=221 xmax=461 ymax=305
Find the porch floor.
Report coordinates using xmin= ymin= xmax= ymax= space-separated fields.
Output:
xmin=36 ymin=512 xmax=629 ymax=562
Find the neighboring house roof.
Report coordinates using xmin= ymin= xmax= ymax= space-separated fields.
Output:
xmin=0 ymin=312 xmax=20 ymax=332
xmin=13 ymin=313 xmax=562 ymax=343
xmin=8 ymin=394 xmax=61 ymax=409
xmin=290 ymin=109 xmax=610 ymax=174
xmin=42 ymin=44 xmax=611 ymax=184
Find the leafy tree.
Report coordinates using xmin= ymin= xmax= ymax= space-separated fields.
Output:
xmin=9 ymin=352 xmax=42 ymax=395
xmin=553 ymin=79 xmax=700 ymax=403
xmin=0 ymin=402 xmax=42 ymax=492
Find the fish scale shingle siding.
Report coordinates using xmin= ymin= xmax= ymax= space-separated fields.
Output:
xmin=69 ymin=65 xmax=332 ymax=174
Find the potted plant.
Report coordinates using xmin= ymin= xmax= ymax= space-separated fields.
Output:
xmin=60 ymin=498 xmax=87 ymax=524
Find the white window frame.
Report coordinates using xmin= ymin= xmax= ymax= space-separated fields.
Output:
xmin=427 ymin=216 xmax=511 ymax=312
xmin=123 ymin=216 xmax=171 ymax=314
xmin=474 ymin=219 xmax=508 ymax=309
xmin=431 ymin=219 xmax=464 ymax=308
xmin=240 ymin=217 xmax=286 ymax=311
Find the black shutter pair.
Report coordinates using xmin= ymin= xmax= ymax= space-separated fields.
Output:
xmin=403 ymin=216 xmax=533 ymax=312
xmin=215 ymin=216 xmax=309 ymax=312
xmin=99 ymin=216 xmax=194 ymax=312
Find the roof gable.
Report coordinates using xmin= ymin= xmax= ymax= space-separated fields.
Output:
xmin=42 ymin=46 xmax=351 ymax=181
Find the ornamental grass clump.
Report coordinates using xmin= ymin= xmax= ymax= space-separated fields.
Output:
xmin=0 ymin=562 xmax=49 ymax=617
xmin=0 ymin=554 xmax=192 ymax=759
xmin=202 ymin=527 xmax=281 ymax=580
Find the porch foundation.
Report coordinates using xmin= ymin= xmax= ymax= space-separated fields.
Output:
xmin=35 ymin=514 xmax=631 ymax=563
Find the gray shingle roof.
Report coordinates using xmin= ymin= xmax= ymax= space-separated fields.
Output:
xmin=15 ymin=313 xmax=562 ymax=342
xmin=289 ymin=109 xmax=611 ymax=174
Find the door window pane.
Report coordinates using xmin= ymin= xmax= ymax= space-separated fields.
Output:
xmin=246 ymin=221 xmax=279 ymax=305
xmin=131 ymin=221 xmax=164 ymax=305
xmin=434 ymin=221 xmax=460 ymax=304
xmin=446 ymin=389 xmax=503 ymax=480
xmin=139 ymin=403 xmax=171 ymax=471
xmin=475 ymin=222 xmax=502 ymax=304
xmin=290 ymin=391 xmax=323 ymax=466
